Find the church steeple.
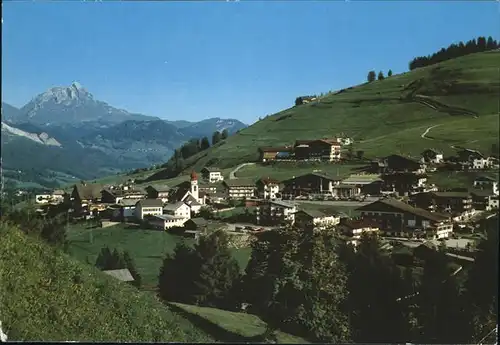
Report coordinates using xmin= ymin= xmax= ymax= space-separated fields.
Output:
xmin=190 ymin=170 xmax=199 ymax=200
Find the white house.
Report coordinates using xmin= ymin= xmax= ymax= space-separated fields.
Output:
xmin=256 ymin=200 xmax=297 ymax=225
xmin=488 ymin=195 xmax=499 ymax=210
xmin=472 ymin=158 xmax=492 ymax=170
xmin=35 ymin=194 xmax=52 ymax=204
xmin=148 ymin=214 xmax=188 ymax=230
xmin=421 ymin=149 xmax=444 ymax=164
xmin=256 ymin=177 xmax=280 ymax=200
xmin=201 ymin=167 xmax=225 ymax=183
xmin=135 ymin=199 xmax=163 ymax=220
xmin=163 ymin=201 xmax=191 ymax=220
xmin=294 ymin=209 xmax=341 ymax=229
xmin=339 ymin=219 xmax=380 ymax=245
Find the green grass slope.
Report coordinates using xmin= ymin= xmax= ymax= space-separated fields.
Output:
xmin=0 ymin=223 xmax=213 ymax=342
xmin=169 ymin=303 xmax=309 ymax=343
xmin=67 ymin=223 xmax=252 ymax=287
xmin=177 ymin=51 xmax=499 ymax=171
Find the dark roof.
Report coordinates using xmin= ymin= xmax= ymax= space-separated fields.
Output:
xmin=147 ymin=185 xmax=170 ymax=193
xmin=187 ymin=218 xmax=209 ymax=226
xmin=184 ymin=194 xmax=201 ymax=206
xmin=136 ymin=199 xmax=163 ymax=208
xmin=224 ymin=179 xmax=256 ymax=187
xmin=201 ymin=167 xmax=222 ymax=173
xmin=296 ymin=209 xmax=327 ymax=218
xmin=341 ymin=218 xmax=380 ymax=229
xmin=470 ymin=189 xmax=494 ymax=197
xmin=475 ymin=175 xmax=497 ymax=182
xmin=163 ymin=201 xmax=187 ymax=211
xmin=432 ymin=191 xmax=471 ymax=199
xmin=357 ymin=198 xmax=449 ymax=222
xmin=422 ymin=148 xmax=443 ymax=155
xmin=258 ymin=177 xmax=280 ymax=185
xmin=73 ymin=183 xmax=103 ymax=200
xmin=259 ymin=146 xmax=293 ymax=153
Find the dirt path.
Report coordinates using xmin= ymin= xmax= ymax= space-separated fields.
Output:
xmin=421 ymin=124 xmax=442 ymax=140
xmin=229 ymin=162 xmax=256 ymax=179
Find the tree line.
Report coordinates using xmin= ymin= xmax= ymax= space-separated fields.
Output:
xmin=157 ymin=218 xmax=498 ymax=343
xmin=367 ymin=70 xmax=392 ymax=83
xmin=409 ymin=35 xmax=499 ymax=70
xmin=133 ymin=128 xmax=230 ymax=179
xmin=94 ymin=246 xmax=142 ymax=288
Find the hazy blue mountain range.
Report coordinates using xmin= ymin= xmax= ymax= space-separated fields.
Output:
xmin=1 ymin=83 xmax=247 ymax=189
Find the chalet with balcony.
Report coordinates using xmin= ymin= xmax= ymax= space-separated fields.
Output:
xmin=410 ymin=191 xmax=473 ymax=221
xmin=256 ymin=177 xmax=281 ymax=200
xmin=357 ymin=198 xmax=453 ymax=239
xmin=135 ymin=199 xmax=163 ymax=220
xmin=341 ymin=174 xmax=384 ymax=196
xmin=332 ymin=184 xmax=361 ymax=199
xmin=339 ymin=218 xmax=380 ymax=243
xmin=256 ymin=200 xmax=297 ymax=226
xmin=223 ymin=179 xmax=256 ymax=199
xmin=281 ymin=172 xmax=343 ymax=198
xmin=145 ymin=185 xmax=170 ymax=203
xmin=473 ymin=175 xmax=498 ymax=195
xmin=470 ymin=189 xmax=498 ymax=211
xmin=71 ymin=183 xmax=104 ymax=211
xmin=258 ymin=146 xmax=294 ymax=162
xmin=201 ymin=167 xmax=225 ymax=183
xmin=294 ymin=208 xmax=341 ymax=230
xmin=373 ymin=154 xmax=426 ymax=174
xmin=382 ymin=172 xmax=428 ymax=196
xmin=294 ymin=139 xmax=341 ymax=162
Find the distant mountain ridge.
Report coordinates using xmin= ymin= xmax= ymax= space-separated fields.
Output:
xmin=1 ymin=83 xmax=247 ymax=189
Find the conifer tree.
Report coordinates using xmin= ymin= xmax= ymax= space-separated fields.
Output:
xmin=221 ymin=129 xmax=229 ymax=140
xmin=123 ymin=250 xmax=142 ymax=288
xmin=249 ymin=226 xmax=351 ymax=342
xmin=377 ymin=71 xmax=385 ymax=81
xmin=367 ymin=71 xmax=376 ymax=82
xmin=200 ymin=137 xmax=211 ymax=150
xmin=212 ymin=131 xmax=221 ymax=146
xmin=387 ymin=69 xmax=393 ymax=77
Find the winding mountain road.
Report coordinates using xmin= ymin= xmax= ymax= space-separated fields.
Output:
xmin=229 ymin=162 xmax=256 ymax=179
xmin=420 ymin=124 xmax=442 ymax=140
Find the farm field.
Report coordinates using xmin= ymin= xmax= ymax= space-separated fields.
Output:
xmin=67 ymin=223 xmax=253 ymax=287
xmin=234 ymin=162 xmax=365 ymax=181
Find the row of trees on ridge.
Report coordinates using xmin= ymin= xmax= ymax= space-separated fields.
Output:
xmin=409 ymin=35 xmax=499 ymax=70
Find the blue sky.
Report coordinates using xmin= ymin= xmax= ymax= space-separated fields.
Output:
xmin=2 ymin=1 xmax=499 ymax=124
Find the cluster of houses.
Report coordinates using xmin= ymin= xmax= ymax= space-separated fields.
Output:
xmin=258 ymin=137 xmax=353 ymax=163
xmin=35 ymin=145 xmax=498 ymax=243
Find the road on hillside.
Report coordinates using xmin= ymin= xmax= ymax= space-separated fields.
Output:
xmin=229 ymin=162 xmax=256 ymax=179
xmin=421 ymin=124 xmax=442 ymax=140
xmin=295 ymin=200 xmax=372 ymax=207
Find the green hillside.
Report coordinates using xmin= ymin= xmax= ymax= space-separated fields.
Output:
xmin=0 ymin=223 xmax=298 ymax=342
xmin=176 ymin=51 xmax=499 ymax=172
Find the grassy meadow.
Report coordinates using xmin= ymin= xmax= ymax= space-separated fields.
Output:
xmin=1 ymin=223 xmax=302 ymax=343
xmin=67 ymin=223 xmax=252 ymax=287
xmin=166 ymin=51 xmax=499 ymax=173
